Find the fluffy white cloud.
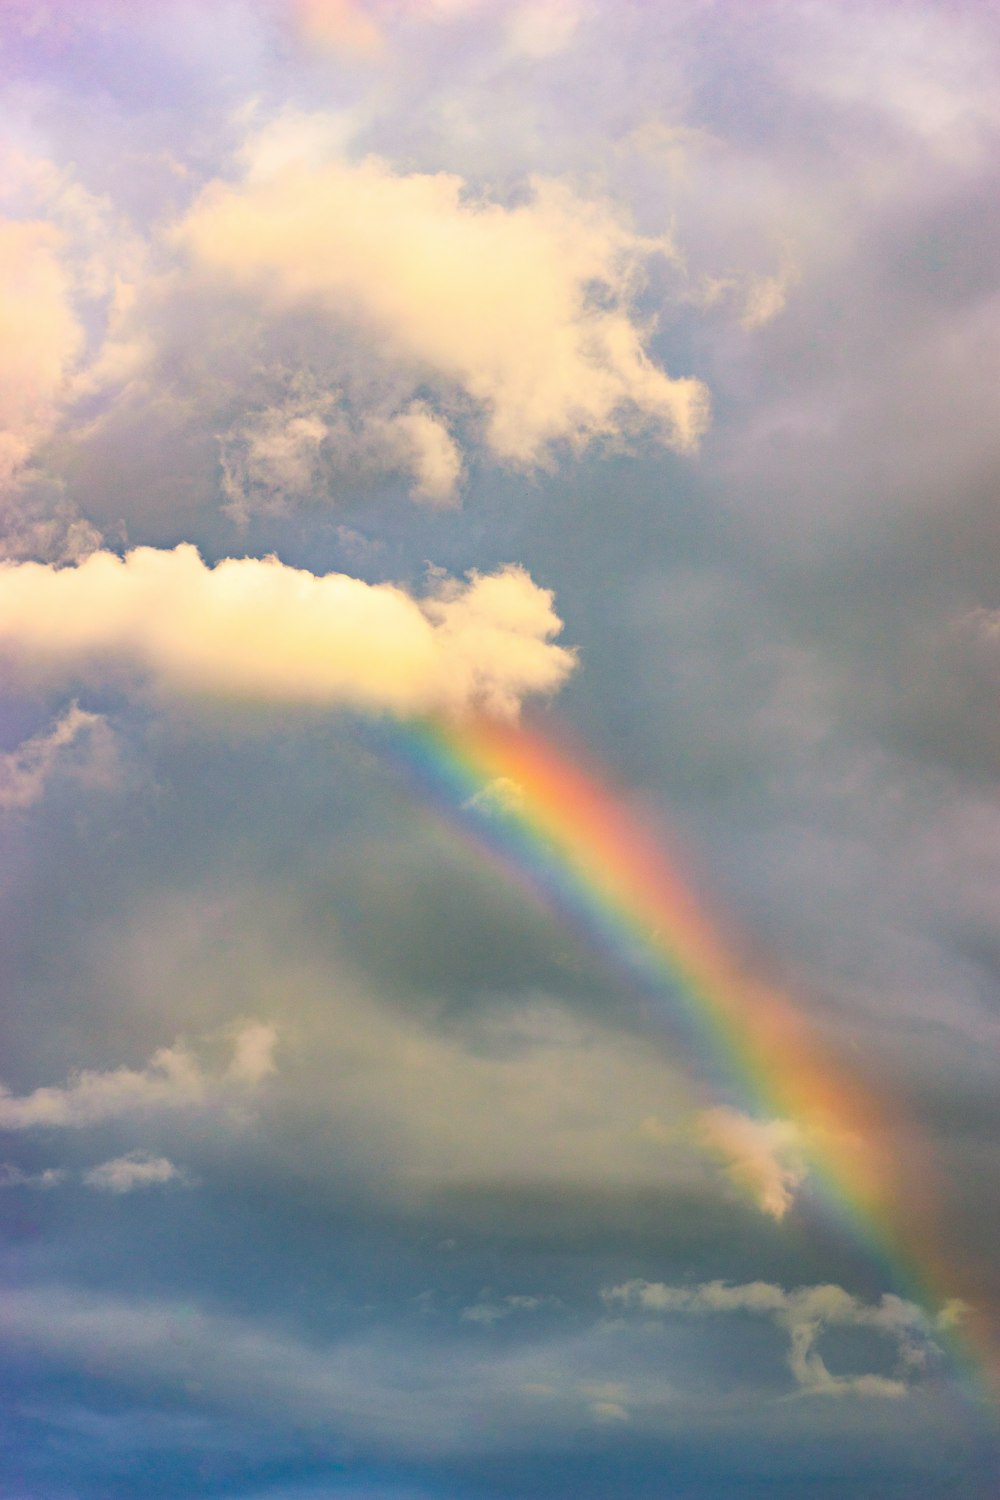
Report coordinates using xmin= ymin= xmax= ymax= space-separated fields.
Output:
xmin=0 ymin=545 xmax=575 ymax=719
xmin=0 ymin=702 xmax=116 ymax=812
xmin=83 ymin=1152 xmax=186 ymax=1194
xmin=603 ymin=1278 xmax=940 ymax=1398
xmin=174 ymin=119 xmax=708 ymax=471
xmin=697 ymin=1107 xmax=808 ymax=1221
xmin=0 ymin=1021 xmax=276 ymax=1131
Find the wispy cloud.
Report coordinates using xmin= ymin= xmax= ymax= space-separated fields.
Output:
xmin=460 ymin=1292 xmax=554 ymax=1326
xmin=0 ymin=702 xmax=116 ymax=812
xmin=0 ymin=1163 xmax=67 ymax=1190
xmin=0 ymin=1021 xmax=277 ymax=1131
xmin=603 ymin=1279 xmax=941 ymax=1399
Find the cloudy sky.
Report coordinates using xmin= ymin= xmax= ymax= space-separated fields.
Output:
xmin=2 ymin=1 xmax=1000 ymax=1495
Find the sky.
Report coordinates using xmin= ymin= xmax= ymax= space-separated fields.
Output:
xmin=1 ymin=1 xmax=1000 ymax=1495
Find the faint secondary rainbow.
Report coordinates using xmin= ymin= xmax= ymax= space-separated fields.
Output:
xmin=376 ymin=710 xmax=997 ymax=1405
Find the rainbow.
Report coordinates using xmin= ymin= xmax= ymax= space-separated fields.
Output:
xmin=375 ymin=710 xmax=999 ymax=1409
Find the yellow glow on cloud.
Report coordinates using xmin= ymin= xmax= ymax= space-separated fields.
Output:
xmin=0 ymin=218 xmax=83 ymax=484
xmin=0 ymin=545 xmax=575 ymax=719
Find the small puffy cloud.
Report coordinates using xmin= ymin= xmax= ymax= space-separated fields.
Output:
xmin=0 ymin=1021 xmax=275 ymax=1131
xmin=227 ymin=1021 xmax=279 ymax=1086
xmin=381 ymin=404 xmax=463 ymax=507
xmin=0 ymin=545 xmax=575 ymax=720
xmin=83 ymin=1152 xmax=186 ymax=1195
xmin=0 ymin=702 xmax=117 ymax=812
xmin=220 ymin=398 xmax=332 ymax=522
xmin=0 ymin=218 xmax=84 ymax=486
xmin=463 ymin=775 xmax=525 ymax=817
xmin=604 ymin=1278 xmax=938 ymax=1399
xmin=697 ymin=1106 xmax=808 ymax=1220
xmin=174 ymin=122 xmax=708 ymax=471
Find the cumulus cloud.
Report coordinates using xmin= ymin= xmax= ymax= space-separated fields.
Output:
xmin=83 ymin=1151 xmax=186 ymax=1195
xmin=0 ymin=218 xmax=83 ymax=486
xmin=0 ymin=545 xmax=575 ymax=719
xmin=0 ymin=702 xmax=117 ymax=812
xmin=697 ymin=1107 xmax=808 ymax=1221
xmin=0 ymin=1021 xmax=276 ymax=1131
xmin=174 ymin=119 xmax=708 ymax=471
xmin=603 ymin=1278 xmax=939 ymax=1398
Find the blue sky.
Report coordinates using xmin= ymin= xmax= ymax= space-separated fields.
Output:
xmin=1 ymin=2 xmax=999 ymax=1495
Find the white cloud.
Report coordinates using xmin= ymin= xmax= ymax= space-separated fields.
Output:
xmin=174 ymin=119 xmax=708 ymax=472
xmin=0 ymin=545 xmax=575 ymax=720
xmin=603 ymin=1278 xmax=938 ymax=1398
xmin=83 ymin=1152 xmax=186 ymax=1195
xmin=696 ymin=1107 xmax=808 ymax=1220
xmin=0 ymin=1021 xmax=276 ymax=1131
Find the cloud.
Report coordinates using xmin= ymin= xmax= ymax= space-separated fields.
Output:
xmin=228 ymin=1021 xmax=279 ymax=1086
xmin=461 ymin=1292 xmax=552 ymax=1326
xmin=83 ymin=1151 xmax=186 ymax=1194
xmin=0 ymin=1021 xmax=276 ymax=1131
xmin=380 ymin=404 xmax=464 ymax=506
xmin=0 ymin=545 xmax=575 ymax=719
xmin=0 ymin=702 xmax=117 ymax=812
xmin=0 ymin=1163 xmax=67 ymax=1190
xmin=462 ymin=775 xmax=525 ymax=816
xmin=174 ymin=119 xmax=708 ymax=471
xmin=293 ymin=0 xmax=387 ymax=56
xmin=219 ymin=395 xmax=463 ymax=519
xmin=0 ymin=218 xmax=83 ymax=487
xmin=603 ymin=1278 xmax=939 ymax=1398
xmin=696 ymin=1107 xmax=808 ymax=1221
xmin=292 ymin=0 xmax=486 ymax=58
